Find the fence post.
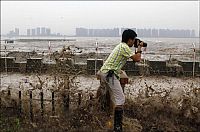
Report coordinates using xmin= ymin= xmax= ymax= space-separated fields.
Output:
xmin=8 ymin=89 xmax=11 ymax=96
xmin=52 ymin=91 xmax=55 ymax=116
xmin=63 ymin=92 xmax=69 ymax=113
xmin=67 ymin=94 xmax=69 ymax=109
xmin=192 ymin=43 xmax=196 ymax=77
xmin=40 ymin=91 xmax=44 ymax=117
xmin=18 ymin=91 xmax=22 ymax=116
xmin=78 ymin=92 xmax=82 ymax=107
xmin=29 ymin=90 xmax=33 ymax=121
xmin=0 ymin=97 xmax=1 ymax=109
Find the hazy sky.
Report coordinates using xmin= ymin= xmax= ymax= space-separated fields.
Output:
xmin=1 ymin=1 xmax=199 ymax=35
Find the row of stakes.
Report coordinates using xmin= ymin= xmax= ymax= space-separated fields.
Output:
xmin=0 ymin=89 xmax=94 ymax=122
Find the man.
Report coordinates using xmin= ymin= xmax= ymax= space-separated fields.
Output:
xmin=98 ymin=29 xmax=143 ymax=132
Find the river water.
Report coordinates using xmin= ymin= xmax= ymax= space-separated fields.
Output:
xmin=1 ymin=37 xmax=200 ymax=61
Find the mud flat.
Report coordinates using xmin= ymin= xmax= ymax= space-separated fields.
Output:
xmin=1 ymin=73 xmax=199 ymax=94
xmin=0 ymin=72 xmax=200 ymax=131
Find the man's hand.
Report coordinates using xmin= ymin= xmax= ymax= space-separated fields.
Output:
xmin=131 ymin=53 xmax=141 ymax=62
xmin=139 ymin=41 xmax=144 ymax=47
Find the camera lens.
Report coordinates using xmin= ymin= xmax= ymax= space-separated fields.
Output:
xmin=134 ymin=38 xmax=147 ymax=47
xmin=143 ymin=43 xmax=147 ymax=47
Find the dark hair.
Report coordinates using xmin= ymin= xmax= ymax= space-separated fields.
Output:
xmin=122 ymin=29 xmax=137 ymax=43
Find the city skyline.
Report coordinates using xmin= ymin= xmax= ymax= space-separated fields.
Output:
xmin=4 ymin=27 xmax=197 ymax=38
xmin=6 ymin=27 xmax=63 ymax=37
xmin=1 ymin=1 xmax=199 ymax=36
xmin=4 ymin=26 xmax=198 ymax=36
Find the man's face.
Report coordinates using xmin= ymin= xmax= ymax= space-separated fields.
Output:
xmin=127 ymin=38 xmax=135 ymax=47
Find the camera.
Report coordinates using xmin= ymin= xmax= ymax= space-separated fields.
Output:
xmin=134 ymin=38 xmax=147 ymax=48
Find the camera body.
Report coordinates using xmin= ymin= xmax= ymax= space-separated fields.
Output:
xmin=134 ymin=38 xmax=147 ymax=48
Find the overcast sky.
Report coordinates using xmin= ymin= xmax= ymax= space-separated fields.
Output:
xmin=1 ymin=1 xmax=199 ymax=35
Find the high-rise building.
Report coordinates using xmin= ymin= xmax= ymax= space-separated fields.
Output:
xmin=57 ymin=33 xmax=61 ymax=36
xmin=41 ymin=27 xmax=46 ymax=36
xmin=89 ymin=29 xmax=94 ymax=37
xmin=15 ymin=28 xmax=19 ymax=36
xmin=76 ymin=28 xmax=88 ymax=37
xmin=190 ymin=30 xmax=196 ymax=37
xmin=27 ymin=29 xmax=31 ymax=36
xmin=151 ymin=29 xmax=159 ymax=37
xmin=159 ymin=29 xmax=167 ymax=37
xmin=36 ymin=27 xmax=40 ymax=36
xmin=46 ymin=28 xmax=51 ymax=36
xmin=112 ymin=28 xmax=120 ymax=37
xmin=137 ymin=29 xmax=145 ymax=37
xmin=77 ymin=28 xmax=119 ymax=37
xmin=31 ymin=29 xmax=36 ymax=36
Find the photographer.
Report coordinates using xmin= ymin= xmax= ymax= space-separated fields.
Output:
xmin=98 ymin=29 xmax=146 ymax=132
